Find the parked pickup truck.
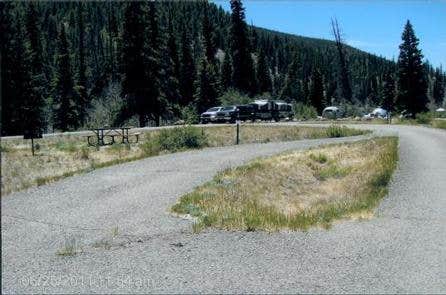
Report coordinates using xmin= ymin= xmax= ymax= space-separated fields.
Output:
xmin=236 ymin=104 xmax=256 ymax=122
xmin=215 ymin=106 xmax=239 ymax=123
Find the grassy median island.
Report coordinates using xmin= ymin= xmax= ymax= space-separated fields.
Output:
xmin=1 ymin=124 xmax=365 ymax=195
xmin=172 ymin=136 xmax=398 ymax=232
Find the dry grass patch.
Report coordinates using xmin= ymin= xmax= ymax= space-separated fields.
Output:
xmin=206 ymin=124 xmax=365 ymax=146
xmin=431 ymin=119 xmax=446 ymax=130
xmin=1 ymin=125 xmax=365 ymax=195
xmin=172 ymin=137 xmax=398 ymax=232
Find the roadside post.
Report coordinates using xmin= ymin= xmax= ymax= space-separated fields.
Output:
xmin=23 ymin=128 xmax=43 ymax=156
xmin=236 ymin=120 xmax=241 ymax=145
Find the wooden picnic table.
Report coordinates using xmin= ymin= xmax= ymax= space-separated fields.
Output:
xmin=87 ymin=127 xmax=140 ymax=147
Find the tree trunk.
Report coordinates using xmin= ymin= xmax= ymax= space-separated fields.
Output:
xmin=138 ymin=114 xmax=146 ymax=127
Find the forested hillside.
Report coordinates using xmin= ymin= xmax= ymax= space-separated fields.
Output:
xmin=1 ymin=0 xmax=445 ymax=135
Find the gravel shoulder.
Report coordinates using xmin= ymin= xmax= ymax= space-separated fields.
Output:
xmin=2 ymin=125 xmax=446 ymax=293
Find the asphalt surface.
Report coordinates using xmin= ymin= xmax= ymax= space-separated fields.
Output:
xmin=2 ymin=124 xmax=445 ymax=293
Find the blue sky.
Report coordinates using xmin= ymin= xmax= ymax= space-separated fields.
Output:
xmin=213 ymin=1 xmax=446 ymax=68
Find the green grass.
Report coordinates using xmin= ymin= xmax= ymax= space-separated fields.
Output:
xmin=325 ymin=124 xmax=363 ymax=138
xmin=0 ymin=145 xmax=10 ymax=153
xmin=172 ymin=137 xmax=398 ymax=232
xmin=309 ymin=153 xmax=328 ymax=164
xmin=56 ymin=236 xmax=81 ymax=257
xmin=54 ymin=141 xmax=80 ymax=153
xmin=316 ymin=164 xmax=351 ymax=180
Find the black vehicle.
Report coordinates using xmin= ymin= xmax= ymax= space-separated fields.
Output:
xmin=236 ymin=104 xmax=256 ymax=122
xmin=215 ymin=106 xmax=238 ymax=123
xmin=210 ymin=100 xmax=293 ymax=123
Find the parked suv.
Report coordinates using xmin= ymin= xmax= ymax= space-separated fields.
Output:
xmin=200 ymin=107 xmax=223 ymax=124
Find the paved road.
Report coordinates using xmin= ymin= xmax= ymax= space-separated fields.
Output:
xmin=2 ymin=124 xmax=445 ymax=293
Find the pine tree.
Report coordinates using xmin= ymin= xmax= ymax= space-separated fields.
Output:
xmin=381 ymin=72 xmax=395 ymax=111
xmin=366 ymin=77 xmax=379 ymax=106
xmin=1 ymin=7 xmax=37 ymax=136
xmin=221 ymin=53 xmax=232 ymax=90
xmin=53 ymin=25 xmax=78 ymax=131
xmin=44 ymin=15 xmax=58 ymax=77
xmin=308 ymin=68 xmax=324 ymax=114
xmin=432 ymin=68 xmax=445 ymax=106
xmin=179 ymin=27 xmax=196 ymax=106
xmin=166 ymin=12 xmax=180 ymax=86
xmin=396 ymin=20 xmax=428 ymax=116
xmin=229 ymin=0 xmax=255 ymax=95
xmin=24 ymin=2 xmax=46 ymax=136
xmin=120 ymin=2 xmax=147 ymax=126
xmin=201 ymin=3 xmax=217 ymax=66
xmin=107 ymin=1 xmax=118 ymax=81
xmin=2 ymin=1 xmax=445 ymax=135
xmin=76 ymin=2 xmax=88 ymax=125
xmin=250 ymin=23 xmax=258 ymax=51
xmin=195 ymin=57 xmax=219 ymax=113
xmin=323 ymin=81 xmax=334 ymax=105
xmin=280 ymin=56 xmax=301 ymax=102
xmin=302 ymin=79 xmax=310 ymax=104
xmin=145 ymin=1 xmax=162 ymax=126
xmin=0 ymin=2 xmax=18 ymax=135
xmin=256 ymin=48 xmax=272 ymax=94
xmin=160 ymin=12 xmax=181 ymax=112
xmin=26 ymin=2 xmax=44 ymax=78
xmin=331 ymin=18 xmax=352 ymax=103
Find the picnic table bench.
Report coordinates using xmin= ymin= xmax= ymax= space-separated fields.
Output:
xmin=86 ymin=127 xmax=140 ymax=147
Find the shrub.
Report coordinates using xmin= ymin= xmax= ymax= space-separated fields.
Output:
xmin=157 ymin=126 xmax=207 ymax=152
xmin=140 ymin=139 xmax=161 ymax=157
xmin=78 ymin=146 xmax=90 ymax=160
xmin=317 ymin=164 xmax=351 ymax=180
xmin=324 ymin=125 xmax=364 ymax=138
xmin=180 ymin=105 xmax=200 ymax=124
xmin=415 ymin=112 xmax=433 ymax=124
xmin=254 ymin=92 xmax=274 ymax=101
xmin=218 ymin=88 xmax=252 ymax=106
xmin=0 ymin=145 xmax=10 ymax=153
xmin=293 ymin=103 xmax=318 ymax=120
xmin=309 ymin=153 xmax=328 ymax=164
xmin=338 ymin=102 xmax=368 ymax=118
xmin=326 ymin=125 xmax=347 ymax=137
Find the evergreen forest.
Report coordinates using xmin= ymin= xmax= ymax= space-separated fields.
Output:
xmin=1 ymin=0 xmax=445 ymax=135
